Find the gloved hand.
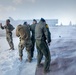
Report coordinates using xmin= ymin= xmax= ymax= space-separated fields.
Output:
xmin=47 ymin=39 xmax=52 ymax=46
xmin=48 ymin=43 xmax=50 ymax=46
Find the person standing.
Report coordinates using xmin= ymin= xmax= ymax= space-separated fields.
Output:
xmin=30 ymin=19 xmax=37 ymax=58
xmin=0 ymin=19 xmax=15 ymax=50
xmin=35 ymin=18 xmax=51 ymax=73
xmin=16 ymin=24 xmax=32 ymax=62
xmin=23 ymin=21 xmax=30 ymax=30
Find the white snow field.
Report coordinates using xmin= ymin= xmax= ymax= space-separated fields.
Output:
xmin=0 ymin=25 xmax=76 ymax=75
xmin=0 ymin=37 xmax=37 ymax=75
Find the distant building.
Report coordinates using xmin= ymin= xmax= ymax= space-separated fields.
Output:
xmin=24 ymin=19 xmax=58 ymax=26
xmin=46 ymin=19 xmax=58 ymax=26
xmin=8 ymin=17 xmax=58 ymax=26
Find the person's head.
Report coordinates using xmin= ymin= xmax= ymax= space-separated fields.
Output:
xmin=23 ymin=22 xmax=27 ymax=25
xmin=33 ymin=19 xmax=37 ymax=24
xmin=40 ymin=18 xmax=46 ymax=25
xmin=6 ymin=19 xmax=10 ymax=25
xmin=40 ymin=18 xmax=46 ymax=22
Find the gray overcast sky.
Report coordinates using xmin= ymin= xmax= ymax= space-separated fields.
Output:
xmin=0 ymin=0 xmax=76 ymax=24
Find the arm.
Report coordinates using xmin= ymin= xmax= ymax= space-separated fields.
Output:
xmin=29 ymin=25 xmax=31 ymax=31
xmin=0 ymin=23 xmax=5 ymax=29
xmin=10 ymin=25 xmax=15 ymax=31
xmin=16 ymin=27 xmax=20 ymax=37
xmin=43 ymin=24 xmax=51 ymax=44
xmin=45 ymin=24 xmax=51 ymax=43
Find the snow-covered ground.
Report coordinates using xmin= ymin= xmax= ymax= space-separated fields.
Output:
xmin=0 ymin=37 xmax=37 ymax=75
xmin=0 ymin=25 xmax=76 ymax=75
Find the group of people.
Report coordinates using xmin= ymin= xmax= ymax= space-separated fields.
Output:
xmin=0 ymin=18 xmax=51 ymax=73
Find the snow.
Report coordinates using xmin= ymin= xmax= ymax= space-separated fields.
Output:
xmin=0 ymin=37 xmax=37 ymax=75
xmin=0 ymin=25 xmax=76 ymax=75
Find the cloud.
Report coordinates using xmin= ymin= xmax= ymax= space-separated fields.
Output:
xmin=0 ymin=5 xmax=16 ymax=12
xmin=13 ymin=0 xmax=23 ymax=5
xmin=0 ymin=4 xmax=16 ymax=20
xmin=13 ymin=0 xmax=36 ymax=5
xmin=28 ymin=0 xmax=36 ymax=3
xmin=0 ymin=5 xmax=16 ymax=11
xmin=6 ymin=6 xmax=16 ymax=11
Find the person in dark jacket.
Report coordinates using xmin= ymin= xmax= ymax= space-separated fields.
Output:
xmin=35 ymin=18 xmax=51 ymax=73
xmin=30 ymin=19 xmax=37 ymax=58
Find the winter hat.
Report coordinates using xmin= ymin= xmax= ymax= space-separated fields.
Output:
xmin=40 ymin=18 xmax=45 ymax=22
xmin=23 ymin=22 xmax=27 ymax=25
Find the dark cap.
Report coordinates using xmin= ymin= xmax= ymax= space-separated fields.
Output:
xmin=23 ymin=22 xmax=27 ymax=25
xmin=6 ymin=19 xmax=10 ymax=22
xmin=40 ymin=18 xmax=45 ymax=22
xmin=33 ymin=19 xmax=36 ymax=22
xmin=33 ymin=19 xmax=37 ymax=24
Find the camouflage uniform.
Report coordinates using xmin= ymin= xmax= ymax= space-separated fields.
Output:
xmin=35 ymin=20 xmax=51 ymax=72
xmin=16 ymin=25 xmax=32 ymax=62
xmin=30 ymin=23 xmax=36 ymax=58
xmin=0 ymin=24 xmax=14 ymax=50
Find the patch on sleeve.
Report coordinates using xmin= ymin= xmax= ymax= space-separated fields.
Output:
xmin=46 ymin=24 xmax=49 ymax=28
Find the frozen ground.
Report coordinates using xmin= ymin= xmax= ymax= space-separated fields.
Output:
xmin=36 ymin=26 xmax=76 ymax=75
xmin=0 ymin=37 xmax=37 ymax=75
xmin=0 ymin=26 xmax=76 ymax=75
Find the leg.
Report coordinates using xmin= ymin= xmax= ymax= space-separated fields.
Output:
xmin=36 ymin=40 xmax=43 ymax=66
xmin=26 ymin=49 xmax=32 ymax=62
xmin=40 ymin=41 xmax=51 ymax=72
xmin=37 ymin=48 xmax=43 ymax=67
xmin=9 ymin=34 xmax=14 ymax=50
xmin=18 ymin=42 xmax=24 ymax=61
xmin=31 ymin=40 xmax=35 ymax=58
xmin=26 ymin=40 xmax=32 ymax=62
xmin=6 ymin=34 xmax=14 ymax=50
